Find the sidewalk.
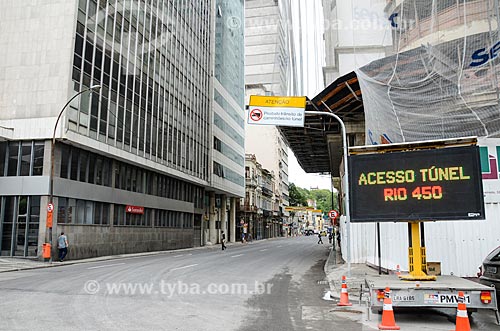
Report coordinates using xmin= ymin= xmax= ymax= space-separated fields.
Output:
xmin=324 ymin=246 xmax=379 ymax=302
xmin=0 ymin=257 xmax=50 ymax=273
xmin=0 ymin=240 xmax=249 ymax=274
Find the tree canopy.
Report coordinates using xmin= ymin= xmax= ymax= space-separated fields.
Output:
xmin=289 ymin=183 xmax=308 ymax=206
xmin=288 ymin=183 xmax=338 ymax=212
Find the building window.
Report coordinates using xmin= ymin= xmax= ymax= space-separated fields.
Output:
xmin=20 ymin=142 xmax=32 ymax=176
xmin=57 ymin=198 xmax=109 ymax=226
xmin=0 ymin=142 xmax=5 ymax=176
xmin=32 ymin=142 xmax=44 ymax=176
xmin=0 ymin=141 xmax=44 ymax=177
xmin=7 ymin=142 xmax=19 ymax=176
xmin=214 ymin=161 xmax=224 ymax=177
xmin=70 ymin=149 xmax=79 ymax=180
xmin=214 ymin=136 xmax=222 ymax=152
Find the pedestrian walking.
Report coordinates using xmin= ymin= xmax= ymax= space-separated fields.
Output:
xmin=221 ymin=231 xmax=227 ymax=250
xmin=57 ymin=232 xmax=69 ymax=262
xmin=317 ymin=232 xmax=323 ymax=244
xmin=328 ymin=232 xmax=333 ymax=244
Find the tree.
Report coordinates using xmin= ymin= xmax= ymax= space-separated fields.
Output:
xmin=310 ymin=189 xmax=338 ymax=212
xmin=289 ymin=183 xmax=308 ymax=206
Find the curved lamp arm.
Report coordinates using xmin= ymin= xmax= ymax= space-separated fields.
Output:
xmin=49 ymin=84 xmax=101 ymax=202
xmin=52 ymin=85 xmax=101 ymax=144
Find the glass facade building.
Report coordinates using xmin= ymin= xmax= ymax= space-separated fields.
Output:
xmin=70 ymin=0 xmax=211 ymax=179
xmin=212 ymin=0 xmax=245 ymax=194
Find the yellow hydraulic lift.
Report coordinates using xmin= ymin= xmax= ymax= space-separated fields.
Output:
xmin=400 ymin=221 xmax=436 ymax=281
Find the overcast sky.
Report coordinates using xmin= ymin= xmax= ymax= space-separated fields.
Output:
xmin=287 ymin=0 xmax=331 ymax=191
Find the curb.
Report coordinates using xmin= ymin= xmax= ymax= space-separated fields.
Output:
xmin=324 ymin=246 xmax=341 ymax=299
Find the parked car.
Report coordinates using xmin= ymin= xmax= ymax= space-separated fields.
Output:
xmin=478 ymin=246 xmax=500 ymax=308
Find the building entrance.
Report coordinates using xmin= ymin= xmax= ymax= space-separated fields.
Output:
xmin=0 ymin=196 xmax=40 ymax=257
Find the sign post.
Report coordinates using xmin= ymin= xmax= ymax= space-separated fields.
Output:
xmin=247 ymin=96 xmax=352 ymax=276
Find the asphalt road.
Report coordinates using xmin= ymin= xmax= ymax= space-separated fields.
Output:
xmin=0 ymin=236 xmax=363 ymax=331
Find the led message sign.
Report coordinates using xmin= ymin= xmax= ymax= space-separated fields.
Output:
xmin=348 ymin=146 xmax=485 ymax=222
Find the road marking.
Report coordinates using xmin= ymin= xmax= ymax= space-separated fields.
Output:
xmin=259 ymin=249 xmax=268 ymax=252
xmin=87 ymin=263 xmax=125 ymax=270
xmin=231 ymin=254 xmax=244 ymax=258
xmin=173 ymin=255 xmax=184 ymax=258
xmin=277 ymin=245 xmax=282 ymax=248
xmin=171 ymin=264 xmax=198 ymax=271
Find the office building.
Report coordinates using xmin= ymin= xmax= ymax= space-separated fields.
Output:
xmin=244 ymin=0 xmax=298 ymax=234
xmin=210 ymin=0 xmax=246 ymax=244
xmin=0 ymin=0 xmax=244 ymax=258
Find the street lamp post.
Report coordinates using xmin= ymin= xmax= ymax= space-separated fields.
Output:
xmin=305 ymin=106 xmax=352 ymax=277
xmin=45 ymin=85 xmax=101 ymax=261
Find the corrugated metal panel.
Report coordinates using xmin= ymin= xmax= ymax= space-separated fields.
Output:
xmin=341 ymin=203 xmax=500 ymax=277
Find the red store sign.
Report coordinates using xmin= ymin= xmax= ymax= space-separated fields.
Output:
xmin=126 ymin=205 xmax=144 ymax=214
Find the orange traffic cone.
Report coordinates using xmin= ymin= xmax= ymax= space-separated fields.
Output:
xmin=379 ymin=287 xmax=400 ymax=330
xmin=337 ymin=275 xmax=352 ymax=306
xmin=453 ymin=291 xmax=470 ymax=331
xmin=396 ymin=265 xmax=401 ymax=276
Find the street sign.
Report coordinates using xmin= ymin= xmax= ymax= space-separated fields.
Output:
xmin=47 ymin=203 xmax=54 ymax=213
xmin=349 ymin=145 xmax=485 ymax=222
xmin=328 ymin=210 xmax=338 ymax=219
xmin=247 ymin=95 xmax=306 ymax=127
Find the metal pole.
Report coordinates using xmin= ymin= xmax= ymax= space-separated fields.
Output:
xmin=46 ymin=85 xmax=101 ymax=261
xmin=305 ymin=107 xmax=351 ymax=277
xmin=377 ymin=222 xmax=382 ymax=275
xmin=331 ymin=173 xmax=336 ymax=265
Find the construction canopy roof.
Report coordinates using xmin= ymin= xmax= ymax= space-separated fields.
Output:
xmin=279 ymin=71 xmax=364 ymax=176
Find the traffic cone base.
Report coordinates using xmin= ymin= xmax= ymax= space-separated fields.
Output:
xmin=337 ymin=286 xmax=352 ymax=306
xmin=452 ymin=301 xmax=471 ymax=331
xmin=337 ymin=276 xmax=352 ymax=306
xmin=395 ymin=264 xmax=401 ymax=277
xmin=379 ymin=325 xmax=400 ymax=330
xmin=379 ymin=288 xmax=400 ymax=330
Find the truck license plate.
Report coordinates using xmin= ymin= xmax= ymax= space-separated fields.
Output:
xmin=486 ymin=266 xmax=497 ymax=274
xmin=438 ymin=294 xmax=471 ymax=304
xmin=393 ymin=295 xmax=415 ymax=302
